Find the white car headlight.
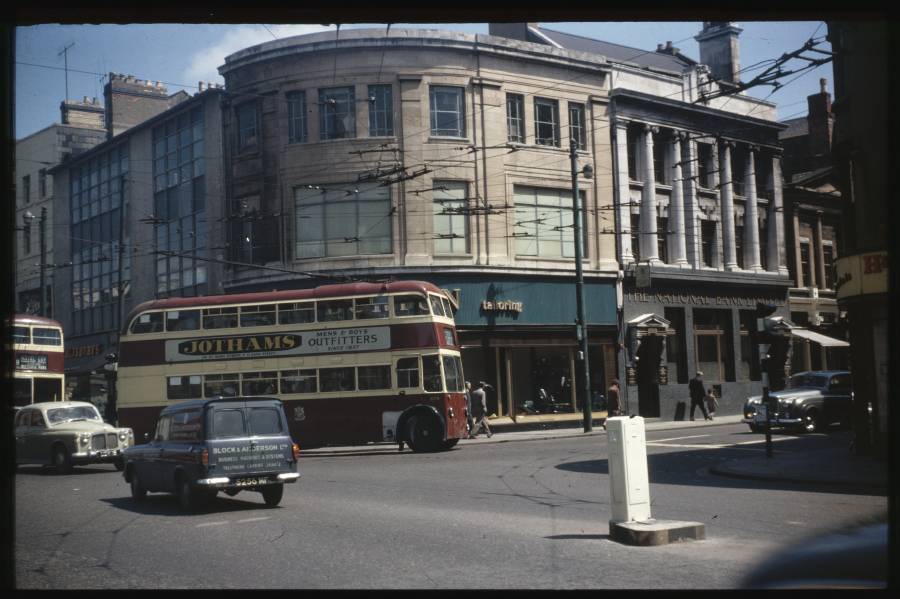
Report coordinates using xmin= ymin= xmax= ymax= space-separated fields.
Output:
xmin=79 ymin=433 xmax=92 ymax=446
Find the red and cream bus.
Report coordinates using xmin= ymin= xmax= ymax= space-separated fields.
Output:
xmin=11 ymin=314 xmax=66 ymax=406
xmin=116 ymin=281 xmax=468 ymax=452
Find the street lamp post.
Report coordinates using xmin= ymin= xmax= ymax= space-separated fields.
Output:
xmin=571 ymin=139 xmax=594 ymax=432
xmin=39 ymin=207 xmax=47 ymax=318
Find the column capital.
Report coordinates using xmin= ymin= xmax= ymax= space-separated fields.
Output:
xmin=747 ymin=144 xmax=760 ymax=154
xmin=642 ymin=123 xmax=659 ymax=135
xmin=719 ymin=139 xmax=736 ymax=150
xmin=673 ymin=130 xmax=689 ymax=142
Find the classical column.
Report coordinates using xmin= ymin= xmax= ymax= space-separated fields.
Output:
xmin=768 ymin=152 xmax=789 ymax=275
xmin=743 ymin=146 xmax=762 ymax=270
xmin=640 ymin=124 xmax=659 ymax=262
xmin=719 ymin=140 xmax=738 ymax=270
xmin=682 ymin=136 xmax=702 ymax=267
xmin=669 ymin=132 xmax=689 ymax=265
xmin=614 ymin=120 xmax=634 ymax=264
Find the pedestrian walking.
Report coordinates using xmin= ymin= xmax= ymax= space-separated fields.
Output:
xmin=469 ymin=381 xmax=493 ymax=438
xmin=705 ymin=387 xmax=719 ymax=420
xmin=464 ymin=381 xmax=475 ymax=436
xmin=602 ymin=379 xmax=621 ymax=430
xmin=689 ymin=371 xmax=712 ymax=421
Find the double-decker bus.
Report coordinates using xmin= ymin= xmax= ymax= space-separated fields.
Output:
xmin=116 ymin=281 xmax=468 ymax=452
xmin=10 ymin=314 xmax=66 ymax=406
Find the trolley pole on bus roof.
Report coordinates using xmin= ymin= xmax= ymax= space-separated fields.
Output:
xmin=570 ymin=139 xmax=594 ymax=432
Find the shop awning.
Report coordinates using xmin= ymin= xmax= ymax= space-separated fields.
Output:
xmin=790 ymin=328 xmax=850 ymax=348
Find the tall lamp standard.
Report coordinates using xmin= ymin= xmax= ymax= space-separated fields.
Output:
xmin=22 ymin=208 xmax=48 ymax=317
xmin=570 ymin=139 xmax=594 ymax=432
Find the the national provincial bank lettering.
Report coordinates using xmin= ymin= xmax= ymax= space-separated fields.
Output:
xmin=165 ymin=326 xmax=391 ymax=362
xmin=625 ymin=291 xmax=784 ymax=307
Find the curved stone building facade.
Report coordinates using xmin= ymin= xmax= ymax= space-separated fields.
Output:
xmin=217 ymin=29 xmax=620 ymax=419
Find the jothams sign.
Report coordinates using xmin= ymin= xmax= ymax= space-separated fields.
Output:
xmin=165 ymin=327 xmax=390 ymax=362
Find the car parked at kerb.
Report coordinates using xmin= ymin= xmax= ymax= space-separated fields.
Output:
xmin=122 ymin=397 xmax=300 ymax=511
xmin=742 ymin=371 xmax=853 ymax=434
xmin=14 ymin=401 xmax=133 ymax=473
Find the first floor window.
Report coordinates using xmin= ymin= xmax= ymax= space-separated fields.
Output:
xmin=630 ymin=213 xmax=641 ymax=262
xmin=287 ymin=91 xmax=308 ymax=143
xmin=433 ymin=180 xmax=469 ymax=254
xmin=506 ymin=94 xmax=525 ymax=143
xmin=513 ymin=185 xmax=585 ymax=258
xmin=429 ymin=86 xmax=465 ymax=137
xmin=236 ymin=102 xmax=258 ymax=152
xmin=295 ymin=182 xmax=392 ymax=258
xmin=568 ymin=102 xmax=586 ymax=150
xmin=368 ymin=84 xmax=393 ymax=137
xmin=657 ymin=216 xmax=668 ymax=263
xmin=701 ymin=220 xmax=717 ymax=267
xmin=822 ymin=243 xmax=835 ymax=289
xmin=319 ymin=86 xmax=356 ymax=140
xmin=534 ymin=97 xmax=560 ymax=146
xmin=799 ymin=239 xmax=813 ymax=287
xmin=696 ymin=143 xmax=713 ymax=189
xmin=735 ymin=224 xmax=744 ymax=269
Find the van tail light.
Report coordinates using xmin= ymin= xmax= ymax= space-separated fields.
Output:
xmin=201 ymin=448 xmax=209 ymax=466
xmin=292 ymin=443 xmax=301 ymax=461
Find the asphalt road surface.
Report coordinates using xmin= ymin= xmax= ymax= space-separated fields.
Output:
xmin=14 ymin=422 xmax=887 ymax=589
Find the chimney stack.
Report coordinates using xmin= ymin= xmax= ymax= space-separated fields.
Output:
xmin=695 ymin=22 xmax=743 ymax=85
xmin=807 ymin=77 xmax=833 ymax=157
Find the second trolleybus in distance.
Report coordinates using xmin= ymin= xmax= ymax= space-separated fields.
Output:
xmin=10 ymin=314 xmax=65 ymax=406
xmin=116 ymin=280 xmax=468 ymax=452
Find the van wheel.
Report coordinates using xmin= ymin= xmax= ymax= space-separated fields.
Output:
xmin=178 ymin=477 xmax=200 ymax=512
xmin=52 ymin=445 xmax=73 ymax=475
xmin=114 ymin=456 xmax=125 ymax=471
xmin=406 ymin=414 xmax=440 ymax=453
xmin=130 ymin=470 xmax=147 ymax=501
xmin=261 ymin=484 xmax=284 ymax=507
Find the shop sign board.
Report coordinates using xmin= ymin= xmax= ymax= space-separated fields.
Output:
xmin=835 ymin=251 xmax=888 ymax=300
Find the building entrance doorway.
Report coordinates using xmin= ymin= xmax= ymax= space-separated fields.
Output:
xmin=636 ymin=336 xmax=662 ymax=418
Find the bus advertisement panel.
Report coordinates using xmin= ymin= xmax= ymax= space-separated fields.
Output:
xmin=116 ymin=281 xmax=468 ymax=452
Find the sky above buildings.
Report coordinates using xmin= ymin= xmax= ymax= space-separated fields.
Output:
xmin=14 ymin=21 xmax=832 ymax=140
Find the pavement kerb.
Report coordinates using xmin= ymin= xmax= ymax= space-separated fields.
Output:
xmin=299 ymin=415 xmax=746 ymax=458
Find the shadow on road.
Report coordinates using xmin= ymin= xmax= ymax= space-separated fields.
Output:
xmin=100 ymin=494 xmax=284 ymax=516
xmin=15 ymin=465 xmax=121 ymax=476
xmin=555 ymin=431 xmax=886 ymax=497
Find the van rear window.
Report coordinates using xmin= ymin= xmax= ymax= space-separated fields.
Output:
xmin=249 ymin=407 xmax=282 ymax=435
xmin=212 ymin=408 xmax=245 ymax=438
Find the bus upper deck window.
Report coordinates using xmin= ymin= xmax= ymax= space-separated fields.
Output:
xmin=13 ymin=327 xmax=30 ymax=344
xmin=32 ymin=328 xmax=62 ymax=346
xmin=394 ymin=295 xmax=429 ymax=317
xmin=355 ymin=296 xmax=389 ymax=320
xmin=203 ymin=307 xmax=238 ymax=329
xmin=318 ymin=299 xmax=353 ymax=322
xmin=279 ymin=302 xmax=315 ymax=325
xmin=240 ymin=304 xmax=277 ymax=327
xmin=429 ymin=295 xmax=446 ymax=318
xmin=166 ymin=310 xmax=201 ymax=331
xmin=130 ymin=312 xmax=164 ymax=334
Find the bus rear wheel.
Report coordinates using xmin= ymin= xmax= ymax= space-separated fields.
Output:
xmin=406 ymin=414 xmax=441 ymax=453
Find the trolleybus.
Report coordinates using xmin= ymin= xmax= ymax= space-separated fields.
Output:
xmin=116 ymin=281 xmax=468 ymax=452
xmin=11 ymin=314 xmax=65 ymax=406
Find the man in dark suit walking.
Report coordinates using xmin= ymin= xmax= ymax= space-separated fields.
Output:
xmin=689 ymin=371 xmax=712 ymax=421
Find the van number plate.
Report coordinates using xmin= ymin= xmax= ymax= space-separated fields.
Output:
xmin=235 ymin=478 xmax=266 ymax=487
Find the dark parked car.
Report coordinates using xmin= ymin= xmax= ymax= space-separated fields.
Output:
xmin=742 ymin=371 xmax=853 ymax=434
xmin=122 ymin=397 xmax=300 ymax=511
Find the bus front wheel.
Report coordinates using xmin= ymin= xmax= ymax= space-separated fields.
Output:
xmin=406 ymin=414 xmax=441 ymax=453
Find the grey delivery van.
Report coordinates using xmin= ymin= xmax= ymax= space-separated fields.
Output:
xmin=123 ymin=397 xmax=300 ymax=511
